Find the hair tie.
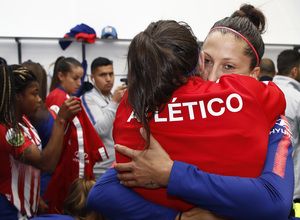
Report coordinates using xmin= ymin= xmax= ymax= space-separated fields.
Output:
xmin=210 ymin=26 xmax=259 ymax=67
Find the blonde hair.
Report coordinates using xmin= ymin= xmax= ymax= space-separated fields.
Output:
xmin=62 ymin=177 xmax=106 ymax=220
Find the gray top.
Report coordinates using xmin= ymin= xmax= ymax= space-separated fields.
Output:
xmin=81 ymin=87 xmax=118 ymax=176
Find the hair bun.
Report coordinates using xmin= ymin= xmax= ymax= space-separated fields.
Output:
xmin=231 ymin=4 xmax=266 ymax=34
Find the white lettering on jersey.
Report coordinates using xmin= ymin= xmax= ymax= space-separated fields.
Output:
xmin=127 ymin=93 xmax=243 ymax=122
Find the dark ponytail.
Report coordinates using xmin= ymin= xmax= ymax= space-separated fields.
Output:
xmin=231 ymin=4 xmax=266 ymax=34
xmin=49 ymin=56 xmax=82 ymax=92
xmin=127 ymin=20 xmax=200 ymax=143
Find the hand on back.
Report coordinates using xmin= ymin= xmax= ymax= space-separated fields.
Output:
xmin=114 ymin=127 xmax=173 ymax=189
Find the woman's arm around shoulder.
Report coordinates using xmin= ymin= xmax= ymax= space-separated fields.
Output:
xmin=87 ymin=167 xmax=179 ymax=220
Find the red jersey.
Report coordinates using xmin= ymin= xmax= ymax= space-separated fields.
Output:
xmin=0 ymin=116 xmax=41 ymax=218
xmin=114 ymin=74 xmax=286 ymax=211
xmin=44 ymin=87 xmax=108 ymax=214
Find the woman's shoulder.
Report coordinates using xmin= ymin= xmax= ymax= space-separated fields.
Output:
xmin=219 ymin=74 xmax=282 ymax=94
xmin=47 ymin=87 xmax=68 ymax=99
xmin=46 ymin=88 xmax=68 ymax=108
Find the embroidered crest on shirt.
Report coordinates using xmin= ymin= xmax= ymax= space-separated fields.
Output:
xmin=5 ymin=128 xmax=25 ymax=146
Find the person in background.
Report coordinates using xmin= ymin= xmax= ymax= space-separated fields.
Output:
xmin=22 ymin=61 xmax=55 ymax=214
xmin=87 ymin=4 xmax=294 ymax=220
xmin=81 ymin=57 xmax=127 ymax=180
xmin=0 ymin=65 xmax=81 ymax=219
xmin=31 ymin=177 xmax=107 ymax=220
xmin=258 ymin=58 xmax=277 ymax=81
xmin=273 ymin=49 xmax=300 ymax=217
xmin=44 ymin=57 xmax=108 ymax=214
xmin=46 ymin=56 xmax=83 ymax=110
xmin=22 ymin=61 xmax=48 ymax=102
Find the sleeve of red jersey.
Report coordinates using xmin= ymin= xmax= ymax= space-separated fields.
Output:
xmin=15 ymin=135 xmax=34 ymax=159
xmin=238 ymin=75 xmax=286 ymax=129
xmin=1 ymin=126 xmax=35 ymax=159
xmin=45 ymin=90 xmax=68 ymax=111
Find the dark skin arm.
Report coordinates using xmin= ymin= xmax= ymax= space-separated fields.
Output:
xmin=19 ymin=96 xmax=82 ymax=173
xmin=38 ymin=197 xmax=49 ymax=215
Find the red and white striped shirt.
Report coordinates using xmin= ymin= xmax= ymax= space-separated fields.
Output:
xmin=0 ymin=115 xmax=41 ymax=218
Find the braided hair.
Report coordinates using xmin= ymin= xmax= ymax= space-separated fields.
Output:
xmin=11 ymin=65 xmax=37 ymax=94
xmin=0 ymin=65 xmax=37 ymax=130
xmin=0 ymin=65 xmax=17 ymax=131
xmin=0 ymin=65 xmax=37 ymax=158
